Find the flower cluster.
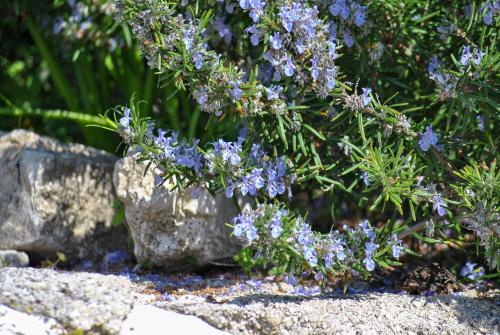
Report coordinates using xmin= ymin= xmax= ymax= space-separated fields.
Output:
xmin=460 ymin=45 xmax=485 ymax=67
xmin=231 ymin=204 xmax=404 ymax=281
xmin=52 ymin=0 xmax=120 ymax=51
xmin=310 ymin=0 xmax=368 ymax=49
xmin=118 ymin=110 xmax=295 ymax=200
xmin=418 ymin=125 xmax=439 ymax=152
xmin=460 ymin=261 xmax=485 ymax=280
xmin=468 ymin=2 xmax=500 ymax=25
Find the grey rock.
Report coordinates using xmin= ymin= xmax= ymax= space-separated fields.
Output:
xmin=158 ymin=292 xmax=500 ymax=335
xmin=113 ymin=152 xmax=240 ymax=270
xmin=0 ymin=304 xmax=65 ymax=335
xmin=120 ymin=304 xmax=230 ymax=335
xmin=0 ymin=129 xmax=124 ymax=260
xmin=0 ymin=250 xmax=29 ymax=267
xmin=0 ymin=267 xmax=134 ymax=334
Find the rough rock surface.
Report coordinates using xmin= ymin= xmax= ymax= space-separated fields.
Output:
xmin=0 ymin=267 xmax=134 ymax=334
xmin=113 ymin=152 xmax=240 ymax=270
xmin=0 ymin=250 xmax=29 ymax=267
xmin=159 ymin=292 xmax=500 ymax=335
xmin=0 ymin=130 xmax=123 ymax=260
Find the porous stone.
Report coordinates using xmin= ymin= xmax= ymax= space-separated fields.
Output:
xmin=0 ymin=250 xmax=29 ymax=267
xmin=0 ymin=267 xmax=135 ymax=334
xmin=158 ymin=291 xmax=500 ymax=335
xmin=113 ymin=152 xmax=240 ymax=270
xmin=0 ymin=129 xmax=124 ymax=260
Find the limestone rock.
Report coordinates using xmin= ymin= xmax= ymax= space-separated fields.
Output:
xmin=0 ymin=250 xmax=29 ymax=267
xmin=113 ymin=152 xmax=240 ymax=270
xmin=0 ymin=129 xmax=123 ymax=260
xmin=0 ymin=267 xmax=134 ymax=334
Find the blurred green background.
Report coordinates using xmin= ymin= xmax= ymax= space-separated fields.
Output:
xmin=1 ymin=0 xmax=235 ymax=153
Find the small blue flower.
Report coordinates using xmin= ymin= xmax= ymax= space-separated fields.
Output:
xmin=285 ymin=273 xmax=299 ymax=286
xmin=428 ymin=56 xmax=439 ymax=74
xmin=477 ymin=115 xmax=484 ymax=132
xmin=363 ymin=256 xmax=375 ymax=271
xmin=310 ymin=58 xmax=320 ymax=81
xmin=418 ymin=125 xmax=438 ymax=152
xmin=362 ymin=88 xmax=372 ymax=106
xmin=391 ymin=234 xmax=403 ymax=258
xmin=353 ymin=4 xmax=367 ymax=27
xmin=361 ymin=171 xmax=371 ymax=186
xmin=295 ymin=39 xmax=306 ymax=54
xmin=303 ymin=247 xmax=318 ymax=267
xmin=246 ymin=24 xmax=262 ymax=46
xmin=284 ymin=57 xmax=295 ymax=77
xmin=460 ymin=45 xmax=471 ymax=66
xmin=326 ymin=69 xmax=337 ymax=90
xmin=343 ymin=29 xmax=354 ymax=48
xmin=269 ymin=32 xmax=283 ymax=50
xmin=192 ymin=51 xmax=203 ymax=69
xmin=119 ymin=108 xmax=131 ymax=129
xmin=225 ymin=180 xmax=235 ymax=198
xmin=228 ymin=81 xmax=243 ymax=100
xmin=266 ymin=85 xmax=283 ymax=100
xmin=432 ymin=194 xmax=446 ymax=217
xmin=460 ymin=261 xmax=485 ymax=280
xmin=330 ymin=0 xmax=349 ymax=20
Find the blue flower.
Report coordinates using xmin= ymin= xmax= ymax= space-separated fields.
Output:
xmin=310 ymin=57 xmax=320 ymax=81
xmin=363 ymin=256 xmax=375 ymax=271
xmin=119 ymin=108 xmax=131 ymax=129
xmin=418 ymin=125 xmax=438 ymax=152
xmin=460 ymin=45 xmax=471 ymax=66
xmin=182 ymin=30 xmax=194 ymax=50
xmin=225 ymin=180 xmax=235 ymax=198
xmin=285 ymin=273 xmax=299 ymax=286
xmin=343 ymin=29 xmax=354 ymax=48
xmin=428 ymin=56 xmax=439 ymax=74
xmin=269 ymin=32 xmax=283 ymax=50
xmin=432 ymin=194 xmax=446 ymax=217
xmin=477 ymin=115 xmax=484 ymax=132
xmin=353 ymin=4 xmax=367 ymax=27
xmin=361 ymin=171 xmax=371 ymax=186
xmin=213 ymin=137 xmax=243 ymax=166
xmin=284 ymin=57 xmax=295 ymax=77
xmin=303 ymin=246 xmax=318 ymax=267
xmin=365 ymin=241 xmax=378 ymax=255
xmin=460 ymin=261 xmax=485 ymax=280
xmin=330 ymin=0 xmax=349 ymax=20
xmin=266 ymin=85 xmax=283 ymax=100
xmin=391 ymin=234 xmax=403 ymax=258
xmin=239 ymin=0 xmax=265 ymax=22
xmin=228 ymin=81 xmax=243 ymax=100
xmin=192 ymin=51 xmax=203 ymax=69
xmin=471 ymin=48 xmax=485 ymax=65
xmin=326 ymin=69 xmax=337 ymax=90
xmin=295 ymin=39 xmax=306 ymax=54
xmin=270 ymin=212 xmax=284 ymax=238
xmin=246 ymin=24 xmax=262 ymax=46
xmin=194 ymin=86 xmax=208 ymax=105
xmin=233 ymin=212 xmax=259 ymax=244
xmin=362 ymin=88 xmax=372 ymax=106
xmin=327 ymin=41 xmax=338 ymax=57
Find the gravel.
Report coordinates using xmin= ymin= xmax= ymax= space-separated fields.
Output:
xmin=155 ymin=288 xmax=499 ymax=334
